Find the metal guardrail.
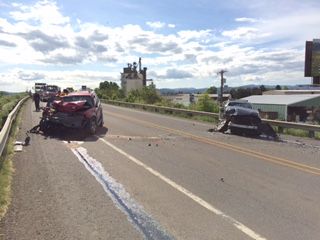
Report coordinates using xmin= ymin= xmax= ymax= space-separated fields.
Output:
xmin=0 ymin=97 xmax=29 ymax=157
xmin=262 ymin=119 xmax=320 ymax=138
xmin=104 ymin=100 xmax=320 ymax=138
xmin=103 ymin=100 xmax=219 ymax=118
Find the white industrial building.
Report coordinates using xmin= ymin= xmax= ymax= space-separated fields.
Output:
xmin=120 ymin=58 xmax=148 ymax=96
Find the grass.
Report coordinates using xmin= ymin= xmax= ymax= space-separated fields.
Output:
xmin=0 ymin=101 xmax=23 ymax=220
xmin=275 ymin=127 xmax=320 ymax=140
xmin=0 ymin=93 xmax=27 ymax=129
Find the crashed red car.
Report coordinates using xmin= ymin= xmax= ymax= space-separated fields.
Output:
xmin=45 ymin=91 xmax=103 ymax=135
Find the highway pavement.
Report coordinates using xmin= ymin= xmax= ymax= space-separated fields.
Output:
xmin=1 ymin=99 xmax=320 ymax=240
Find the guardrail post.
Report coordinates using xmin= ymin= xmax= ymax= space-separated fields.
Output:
xmin=308 ymin=130 xmax=315 ymax=138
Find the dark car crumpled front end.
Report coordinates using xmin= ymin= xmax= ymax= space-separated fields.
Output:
xmin=225 ymin=106 xmax=262 ymax=136
xmin=217 ymin=103 xmax=277 ymax=138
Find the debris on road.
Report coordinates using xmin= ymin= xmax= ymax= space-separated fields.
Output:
xmin=14 ymin=133 xmax=31 ymax=152
xmin=14 ymin=142 xmax=23 ymax=152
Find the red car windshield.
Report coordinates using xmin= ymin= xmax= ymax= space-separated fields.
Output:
xmin=62 ymin=95 xmax=94 ymax=107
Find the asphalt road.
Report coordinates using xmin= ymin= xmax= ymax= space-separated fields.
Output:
xmin=1 ymin=100 xmax=320 ymax=240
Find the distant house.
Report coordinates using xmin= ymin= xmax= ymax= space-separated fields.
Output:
xmin=242 ymin=94 xmax=320 ymax=122
xmin=164 ymin=94 xmax=191 ymax=106
xmin=163 ymin=93 xmax=231 ymax=106
xmin=193 ymin=94 xmax=231 ymax=103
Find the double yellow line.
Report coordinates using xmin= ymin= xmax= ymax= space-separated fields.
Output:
xmin=108 ymin=111 xmax=320 ymax=176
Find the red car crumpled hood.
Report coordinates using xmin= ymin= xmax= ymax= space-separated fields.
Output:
xmin=53 ymin=100 xmax=89 ymax=112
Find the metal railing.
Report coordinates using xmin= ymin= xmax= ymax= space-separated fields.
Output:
xmin=104 ymin=100 xmax=320 ymax=138
xmin=0 ymin=97 xmax=29 ymax=157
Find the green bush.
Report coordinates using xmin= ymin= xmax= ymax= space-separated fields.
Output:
xmin=189 ymin=94 xmax=219 ymax=113
xmin=126 ymin=85 xmax=161 ymax=104
xmin=0 ymin=93 xmax=26 ymax=129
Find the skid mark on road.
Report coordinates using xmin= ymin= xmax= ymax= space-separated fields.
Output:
xmin=69 ymin=145 xmax=174 ymax=240
xmin=100 ymin=138 xmax=267 ymax=240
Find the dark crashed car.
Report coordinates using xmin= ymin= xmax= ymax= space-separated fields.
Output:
xmin=45 ymin=91 xmax=103 ymax=135
xmin=218 ymin=100 xmax=277 ymax=138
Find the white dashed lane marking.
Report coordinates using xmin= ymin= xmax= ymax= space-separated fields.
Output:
xmin=99 ymin=137 xmax=267 ymax=240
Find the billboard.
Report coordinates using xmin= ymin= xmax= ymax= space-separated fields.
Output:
xmin=311 ymin=39 xmax=320 ymax=77
xmin=305 ymin=39 xmax=320 ymax=77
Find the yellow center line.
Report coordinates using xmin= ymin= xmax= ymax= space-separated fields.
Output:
xmin=108 ymin=111 xmax=320 ymax=176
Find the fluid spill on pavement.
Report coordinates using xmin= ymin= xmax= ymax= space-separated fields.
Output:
xmin=71 ymin=146 xmax=174 ymax=240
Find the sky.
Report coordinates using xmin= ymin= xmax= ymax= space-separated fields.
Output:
xmin=0 ymin=0 xmax=320 ymax=92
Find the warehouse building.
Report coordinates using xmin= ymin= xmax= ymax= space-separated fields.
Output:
xmin=242 ymin=94 xmax=320 ymax=122
xmin=263 ymin=90 xmax=320 ymax=95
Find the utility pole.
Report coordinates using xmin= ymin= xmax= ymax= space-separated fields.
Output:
xmin=217 ymin=70 xmax=227 ymax=105
xmin=217 ymin=70 xmax=227 ymax=119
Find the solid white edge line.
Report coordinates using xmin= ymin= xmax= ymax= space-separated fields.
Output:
xmin=99 ymin=137 xmax=267 ymax=240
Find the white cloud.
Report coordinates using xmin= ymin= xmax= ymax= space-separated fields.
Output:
xmin=156 ymin=69 xmax=194 ymax=79
xmin=235 ymin=17 xmax=258 ymax=23
xmin=146 ymin=21 xmax=176 ymax=29
xmin=10 ymin=0 xmax=69 ymax=26
xmin=222 ymin=27 xmax=263 ymax=40
xmin=255 ymin=10 xmax=320 ymax=47
xmin=178 ymin=30 xmax=213 ymax=42
xmin=0 ymin=0 xmax=314 ymax=92
xmin=146 ymin=21 xmax=166 ymax=29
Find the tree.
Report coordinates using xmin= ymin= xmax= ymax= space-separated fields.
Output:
xmin=260 ymin=85 xmax=266 ymax=92
xmin=251 ymin=87 xmax=262 ymax=95
xmin=206 ymin=86 xmax=217 ymax=94
xmin=140 ymin=84 xmax=161 ymax=104
xmin=192 ymin=93 xmax=219 ymax=113
xmin=230 ymin=88 xmax=252 ymax=99
xmin=95 ymin=81 xmax=124 ymax=100
xmin=126 ymin=85 xmax=161 ymax=104
xmin=275 ymin=85 xmax=282 ymax=90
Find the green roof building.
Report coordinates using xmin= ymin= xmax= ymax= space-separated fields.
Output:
xmin=242 ymin=94 xmax=320 ymax=121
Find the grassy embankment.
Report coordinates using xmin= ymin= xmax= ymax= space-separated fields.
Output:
xmin=0 ymin=93 xmax=27 ymax=219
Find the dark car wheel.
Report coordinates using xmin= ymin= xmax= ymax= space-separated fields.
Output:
xmin=87 ymin=118 xmax=97 ymax=135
